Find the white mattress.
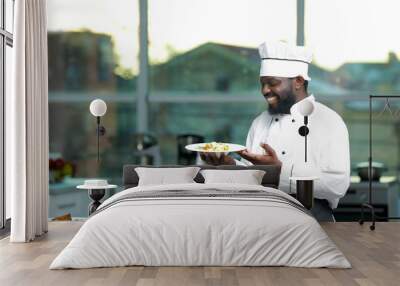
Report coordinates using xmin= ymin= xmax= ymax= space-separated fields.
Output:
xmin=50 ymin=183 xmax=351 ymax=269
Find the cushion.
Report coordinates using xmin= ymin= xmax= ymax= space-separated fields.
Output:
xmin=123 ymin=165 xmax=281 ymax=189
xmin=200 ymin=169 xmax=266 ymax=185
xmin=135 ymin=167 xmax=201 ymax=186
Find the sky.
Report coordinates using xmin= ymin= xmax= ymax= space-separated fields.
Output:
xmin=47 ymin=0 xmax=400 ymax=73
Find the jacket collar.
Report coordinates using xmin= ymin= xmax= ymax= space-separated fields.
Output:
xmin=290 ymin=94 xmax=315 ymax=116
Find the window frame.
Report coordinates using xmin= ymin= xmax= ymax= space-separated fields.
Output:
xmin=0 ymin=0 xmax=14 ymax=231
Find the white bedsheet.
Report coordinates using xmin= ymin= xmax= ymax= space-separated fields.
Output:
xmin=50 ymin=183 xmax=351 ymax=269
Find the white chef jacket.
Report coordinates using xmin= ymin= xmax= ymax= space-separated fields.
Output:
xmin=237 ymin=95 xmax=350 ymax=209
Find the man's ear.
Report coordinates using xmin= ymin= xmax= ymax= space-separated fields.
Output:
xmin=293 ymin=76 xmax=305 ymax=90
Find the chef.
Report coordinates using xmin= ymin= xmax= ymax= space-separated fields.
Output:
xmin=201 ymin=41 xmax=350 ymax=221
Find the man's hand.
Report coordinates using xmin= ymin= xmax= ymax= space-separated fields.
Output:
xmin=200 ymin=152 xmax=236 ymax=166
xmin=237 ymin=143 xmax=282 ymax=165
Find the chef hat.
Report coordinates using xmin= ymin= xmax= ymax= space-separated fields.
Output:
xmin=258 ymin=42 xmax=313 ymax=80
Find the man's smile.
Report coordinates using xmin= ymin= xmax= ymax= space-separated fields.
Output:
xmin=264 ymin=93 xmax=279 ymax=105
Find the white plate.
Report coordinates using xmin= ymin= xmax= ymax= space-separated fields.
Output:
xmin=185 ymin=143 xmax=246 ymax=153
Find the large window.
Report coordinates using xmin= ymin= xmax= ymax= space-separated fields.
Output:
xmin=47 ymin=0 xmax=139 ymax=218
xmin=47 ymin=0 xmax=400 ymax=218
xmin=304 ymin=0 xmax=400 ymax=175
xmin=1 ymin=0 xmax=14 ymax=230
xmin=147 ymin=0 xmax=400 ymax=172
xmin=147 ymin=0 xmax=296 ymax=163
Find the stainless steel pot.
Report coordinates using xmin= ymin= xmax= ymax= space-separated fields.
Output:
xmin=355 ymin=161 xmax=387 ymax=181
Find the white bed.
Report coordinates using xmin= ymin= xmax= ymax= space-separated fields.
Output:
xmin=50 ymin=183 xmax=351 ymax=269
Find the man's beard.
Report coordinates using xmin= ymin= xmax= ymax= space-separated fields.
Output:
xmin=267 ymin=91 xmax=296 ymax=115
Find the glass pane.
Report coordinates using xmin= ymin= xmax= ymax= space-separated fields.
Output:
xmin=49 ymin=101 xmax=136 ymax=218
xmin=148 ymin=0 xmax=296 ymax=163
xmin=5 ymin=44 xmax=12 ymax=219
xmin=305 ymin=0 xmax=400 ymax=177
xmin=150 ymin=101 xmax=265 ymax=164
xmin=47 ymin=0 xmax=139 ymax=218
xmin=5 ymin=0 xmax=14 ymax=33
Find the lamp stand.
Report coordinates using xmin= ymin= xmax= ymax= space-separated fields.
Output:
xmin=88 ymin=189 xmax=106 ymax=215
xmin=298 ymin=115 xmax=309 ymax=162
xmin=295 ymin=116 xmax=314 ymax=209
xmin=96 ymin=116 xmax=106 ymax=163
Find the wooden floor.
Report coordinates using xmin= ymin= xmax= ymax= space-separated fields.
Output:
xmin=0 ymin=222 xmax=399 ymax=286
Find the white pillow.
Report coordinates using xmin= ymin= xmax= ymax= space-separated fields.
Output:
xmin=135 ymin=167 xmax=201 ymax=186
xmin=200 ymin=169 xmax=266 ymax=185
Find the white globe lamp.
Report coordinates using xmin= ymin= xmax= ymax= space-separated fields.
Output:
xmin=89 ymin=99 xmax=107 ymax=162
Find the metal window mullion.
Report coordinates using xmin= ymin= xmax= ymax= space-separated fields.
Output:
xmin=0 ymin=0 xmax=4 ymax=229
xmin=0 ymin=34 xmax=4 ymax=229
xmin=297 ymin=0 xmax=305 ymax=46
xmin=5 ymin=36 xmax=11 ymax=47
xmin=0 ymin=0 xmax=6 ymax=228
xmin=0 ymin=29 xmax=13 ymax=38
xmin=1 ymin=0 xmax=4 ymax=30
xmin=137 ymin=0 xmax=149 ymax=133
